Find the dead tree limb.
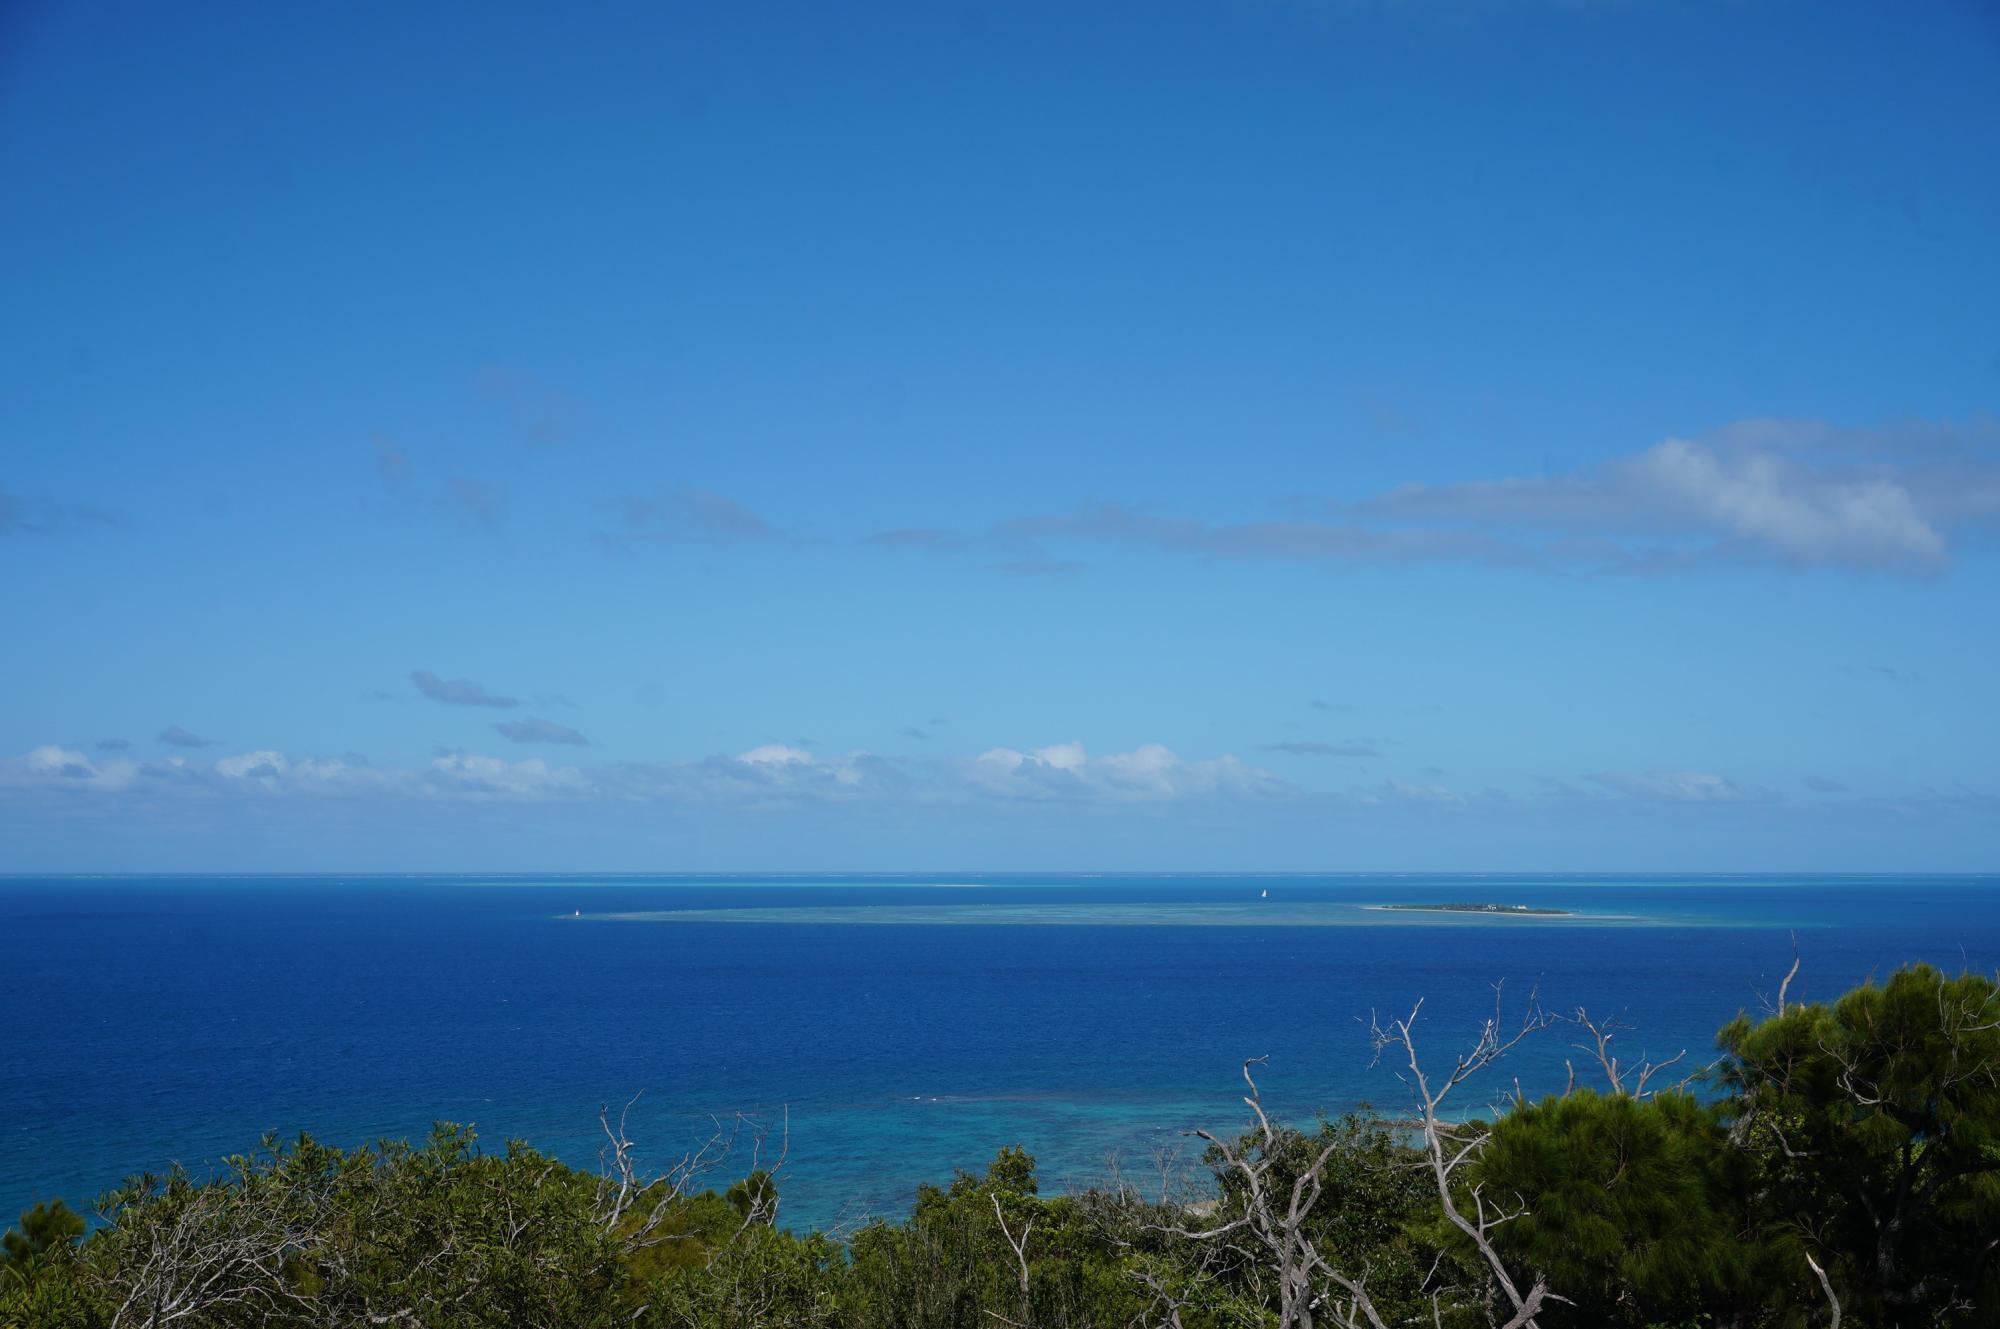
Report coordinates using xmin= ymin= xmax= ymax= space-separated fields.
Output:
xmin=991 ymin=1192 xmax=1035 ymax=1326
xmin=94 ymin=1162 xmax=327 ymax=1329
xmin=1804 ymin=1250 xmax=1842 ymax=1329
xmin=1777 ymin=934 xmax=1802 ymax=1016
xmin=1157 ymin=1057 xmax=1390 ymax=1329
xmin=1369 ymin=984 xmax=1563 ymax=1329
xmin=1567 ymin=1007 xmax=1688 ymax=1099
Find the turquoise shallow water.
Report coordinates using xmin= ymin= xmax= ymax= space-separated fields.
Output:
xmin=3 ymin=873 xmax=1996 ymax=1230
xmin=591 ymin=900 xmax=1656 ymax=925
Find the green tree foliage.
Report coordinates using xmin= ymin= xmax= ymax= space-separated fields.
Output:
xmin=4 ymin=964 xmax=1997 ymax=1328
xmin=645 ymin=1221 xmax=847 ymax=1329
xmin=1200 ymin=1112 xmax=1451 ymax=1324
xmin=725 ymin=1168 xmax=779 ymax=1223
xmin=1476 ymin=1090 xmax=1758 ymax=1326
xmin=843 ymin=1147 xmax=1157 ymax=1329
xmin=0 ymin=1199 xmax=91 ymax=1329
xmin=1717 ymin=963 xmax=2000 ymax=1326
xmin=0 ymin=1199 xmax=83 ymax=1269
xmin=309 ymin=1126 xmax=630 ymax=1326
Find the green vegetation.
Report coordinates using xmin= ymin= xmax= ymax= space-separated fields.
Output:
xmin=4 ymin=964 xmax=1996 ymax=1328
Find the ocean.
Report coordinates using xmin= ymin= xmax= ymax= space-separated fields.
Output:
xmin=3 ymin=873 xmax=1996 ymax=1231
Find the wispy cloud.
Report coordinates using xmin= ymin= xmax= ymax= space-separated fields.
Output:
xmin=1 ymin=744 xmax=588 ymax=804
xmin=999 ymin=506 xmax=1528 ymax=567
xmin=0 ymin=483 xmax=125 ymax=537
xmin=1258 ymin=741 xmax=1381 ymax=758
xmin=158 ymin=725 xmax=215 ymax=749
xmin=429 ymin=752 xmax=590 ymax=798
xmin=20 ymin=746 xmax=103 ymax=782
xmin=1362 ymin=777 xmax=1476 ymax=808
xmin=494 ymin=716 xmax=589 ymax=746
xmin=8 ymin=743 xmax=1994 ymax=870
xmin=610 ymin=740 xmax=1287 ymax=810
xmin=442 ymin=475 xmax=505 ymax=530
xmin=0 ymin=738 xmax=1290 ymax=812
xmin=213 ymin=750 xmax=290 ymax=779
xmin=864 ymin=528 xmax=965 ymax=551
xmin=966 ymin=742 xmax=1284 ymax=803
xmin=867 ymin=418 xmax=2000 ymax=578
xmin=1351 ymin=430 xmax=1957 ymax=573
xmin=601 ymin=489 xmax=776 ymax=547
xmin=1804 ymin=775 xmax=1850 ymax=794
xmin=1850 ymin=664 xmax=1920 ymax=687
xmin=371 ymin=434 xmax=411 ymax=487
xmin=475 ymin=366 xmax=591 ymax=446
xmin=1585 ymin=770 xmax=1770 ymax=804
xmin=986 ymin=558 xmax=1085 ymax=577
xmin=410 ymin=670 xmax=519 ymax=708
xmin=96 ymin=737 xmax=131 ymax=752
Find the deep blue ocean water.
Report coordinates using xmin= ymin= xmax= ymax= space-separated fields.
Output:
xmin=3 ymin=873 xmax=1997 ymax=1231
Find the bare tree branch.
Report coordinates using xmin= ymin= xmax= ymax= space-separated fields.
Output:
xmin=1568 ymin=1007 xmax=1688 ymax=1099
xmin=1804 ymin=1250 xmax=1842 ymax=1329
xmin=1154 ymin=1058 xmax=1392 ymax=1329
xmin=1778 ymin=934 xmax=1802 ymax=1016
xmin=1368 ymin=984 xmax=1563 ymax=1329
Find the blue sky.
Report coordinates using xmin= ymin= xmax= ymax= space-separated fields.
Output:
xmin=3 ymin=0 xmax=1997 ymax=871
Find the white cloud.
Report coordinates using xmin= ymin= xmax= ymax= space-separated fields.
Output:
xmin=1376 ymin=777 xmax=1468 ymax=807
xmin=1358 ymin=433 xmax=1958 ymax=572
xmin=737 ymin=744 xmax=816 ymax=767
xmin=1628 ymin=439 xmax=1942 ymax=566
xmin=15 ymin=745 xmax=137 ymax=792
xmin=969 ymin=741 xmax=1279 ymax=802
xmin=5 ymin=744 xmax=594 ymax=804
xmin=0 ymin=742 xmax=1797 ymax=817
xmin=2 ymin=738 xmax=1289 ymax=812
xmin=921 ymin=418 xmax=2000 ymax=577
xmin=601 ymin=489 xmax=776 ymax=547
xmin=215 ymin=750 xmax=290 ymax=779
xmin=25 ymin=745 xmax=95 ymax=778
xmin=1033 ymin=741 xmax=1089 ymax=770
xmin=1585 ymin=770 xmax=1764 ymax=804
xmin=426 ymin=753 xmax=589 ymax=800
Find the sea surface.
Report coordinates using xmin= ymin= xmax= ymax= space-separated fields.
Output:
xmin=3 ymin=873 xmax=1996 ymax=1231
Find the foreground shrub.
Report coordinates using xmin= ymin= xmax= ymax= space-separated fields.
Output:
xmin=5 ymin=963 xmax=1996 ymax=1328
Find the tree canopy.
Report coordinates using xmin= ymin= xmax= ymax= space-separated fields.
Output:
xmin=5 ymin=963 xmax=1996 ymax=1328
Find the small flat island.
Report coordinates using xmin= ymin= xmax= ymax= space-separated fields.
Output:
xmin=1380 ymin=902 xmax=1572 ymax=916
